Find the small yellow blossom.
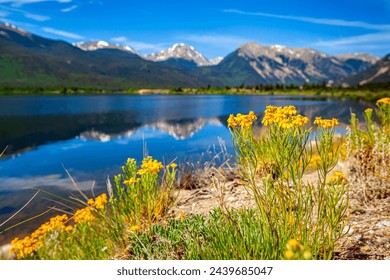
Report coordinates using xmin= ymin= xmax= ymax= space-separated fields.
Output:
xmin=9 ymin=214 xmax=71 ymax=259
xmin=86 ymin=193 xmax=108 ymax=210
xmin=137 ymin=156 xmax=164 ymax=175
xmin=284 ymin=239 xmax=311 ymax=260
xmin=291 ymin=115 xmax=310 ymax=127
xmin=376 ymin=97 xmax=390 ymax=105
xmin=74 ymin=207 xmax=96 ymax=224
xmin=327 ymin=171 xmax=348 ymax=184
xmin=284 ymin=250 xmax=294 ymax=260
xmin=314 ymin=117 xmax=339 ymax=129
xmin=129 ymin=225 xmax=140 ymax=231
xmin=227 ymin=114 xmax=237 ymax=128
xmin=262 ymin=105 xmax=308 ymax=129
xmin=124 ymin=177 xmax=141 ymax=185
xmin=169 ymin=162 xmax=178 ymax=169
xmin=227 ymin=111 xmax=257 ymax=129
xmin=364 ymin=108 xmax=373 ymax=114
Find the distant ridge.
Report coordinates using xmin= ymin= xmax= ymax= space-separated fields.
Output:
xmin=0 ymin=22 xmax=384 ymax=89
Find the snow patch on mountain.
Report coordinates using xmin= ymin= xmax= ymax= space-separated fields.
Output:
xmin=73 ymin=41 xmax=138 ymax=55
xmin=145 ymin=43 xmax=219 ymax=66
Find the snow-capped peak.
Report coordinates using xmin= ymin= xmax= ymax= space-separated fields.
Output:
xmin=271 ymin=44 xmax=286 ymax=51
xmin=210 ymin=56 xmax=224 ymax=65
xmin=73 ymin=41 xmax=138 ymax=54
xmin=2 ymin=22 xmax=29 ymax=36
xmin=97 ymin=40 xmax=109 ymax=48
xmin=145 ymin=43 xmax=216 ymax=66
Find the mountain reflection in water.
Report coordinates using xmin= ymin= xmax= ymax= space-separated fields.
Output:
xmin=0 ymin=94 xmax=372 ymax=244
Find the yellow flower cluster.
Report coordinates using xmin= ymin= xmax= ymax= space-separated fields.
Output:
xmin=262 ymin=105 xmax=309 ymax=129
xmin=124 ymin=177 xmax=141 ymax=185
xmin=87 ymin=193 xmax=108 ymax=210
xmin=10 ymin=214 xmax=71 ymax=259
xmin=327 ymin=171 xmax=348 ymax=184
xmin=376 ymin=97 xmax=390 ymax=105
xmin=137 ymin=156 xmax=164 ymax=175
xmin=313 ymin=117 xmax=339 ymax=129
xmin=129 ymin=225 xmax=140 ymax=231
xmin=227 ymin=111 xmax=257 ymax=128
xmin=74 ymin=193 xmax=108 ymax=224
xmin=364 ymin=108 xmax=373 ymax=114
xmin=284 ymin=239 xmax=312 ymax=260
xmin=73 ymin=206 xmax=96 ymax=224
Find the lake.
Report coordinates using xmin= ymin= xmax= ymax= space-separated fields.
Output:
xmin=0 ymin=94 xmax=371 ymax=243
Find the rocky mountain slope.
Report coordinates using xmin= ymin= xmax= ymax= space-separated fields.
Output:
xmin=0 ymin=23 xmax=383 ymax=89
xmin=341 ymin=53 xmax=390 ymax=86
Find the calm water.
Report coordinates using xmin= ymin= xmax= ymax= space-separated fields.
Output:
xmin=0 ymin=94 xmax=371 ymax=243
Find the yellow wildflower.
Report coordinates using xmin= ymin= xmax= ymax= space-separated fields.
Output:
xmin=129 ymin=225 xmax=140 ymax=231
xmin=261 ymin=113 xmax=275 ymax=126
xmin=282 ymin=105 xmax=297 ymax=116
xmin=74 ymin=207 xmax=96 ymax=224
xmin=262 ymin=105 xmax=308 ymax=129
xmin=314 ymin=117 xmax=339 ymax=128
xmin=227 ymin=114 xmax=237 ymax=128
xmin=364 ymin=108 xmax=373 ymax=114
xmin=284 ymin=250 xmax=294 ymax=260
xmin=124 ymin=177 xmax=141 ymax=185
xmin=286 ymin=238 xmax=302 ymax=251
xmin=227 ymin=111 xmax=257 ymax=129
xmin=169 ymin=162 xmax=178 ymax=169
xmin=280 ymin=118 xmax=293 ymax=129
xmin=94 ymin=193 xmax=108 ymax=209
xmin=86 ymin=193 xmax=108 ymax=210
xmin=265 ymin=105 xmax=277 ymax=114
xmin=9 ymin=214 xmax=70 ymax=259
xmin=284 ymin=238 xmax=311 ymax=260
xmin=291 ymin=115 xmax=310 ymax=127
xmin=327 ymin=171 xmax=348 ymax=184
xmin=138 ymin=156 xmax=164 ymax=175
xmin=376 ymin=97 xmax=390 ymax=105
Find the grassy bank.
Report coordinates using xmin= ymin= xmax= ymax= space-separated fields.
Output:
xmin=1 ymin=98 xmax=389 ymax=260
xmin=0 ymin=84 xmax=389 ymax=103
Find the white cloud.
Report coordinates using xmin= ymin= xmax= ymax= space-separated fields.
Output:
xmin=223 ymin=9 xmax=390 ymax=31
xmin=315 ymin=32 xmax=390 ymax=49
xmin=0 ymin=0 xmax=71 ymax=7
xmin=42 ymin=26 xmax=84 ymax=40
xmin=1 ymin=174 xmax=95 ymax=191
xmin=24 ymin=12 xmax=50 ymax=21
xmin=61 ymin=4 xmax=77 ymax=12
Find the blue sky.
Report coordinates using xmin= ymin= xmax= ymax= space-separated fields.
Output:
xmin=0 ymin=0 xmax=389 ymax=59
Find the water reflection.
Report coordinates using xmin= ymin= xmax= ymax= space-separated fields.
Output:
xmin=0 ymin=94 xmax=372 ymax=244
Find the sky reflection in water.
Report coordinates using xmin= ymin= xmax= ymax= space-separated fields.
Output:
xmin=0 ymin=94 xmax=372 ymax=241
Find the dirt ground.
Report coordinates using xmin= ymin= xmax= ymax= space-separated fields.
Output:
xmin=171 ymin=163 xmax=390 ymax=260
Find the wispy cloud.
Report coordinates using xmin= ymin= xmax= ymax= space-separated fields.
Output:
xmin=1 ymin=4 xmax=51 ymax=22
xmin=24 ymin=12 xmax=50 ymax=21
xmin=1 ymin=174 xmax=95 ymax=191
xmin=0 ymin=0 xmax=70 ymax=7
xmin=42 ymin=26 xmax=84 ymax=40
xmin=61 ymin=4 xmax=77 ymax=12
xmin=223 ymin=9 xmax=390 ymax=31
xmin=111 ymin=36 xmax=166 ymax=53
xmin=315 ymin=32 xmax=390 ymax=49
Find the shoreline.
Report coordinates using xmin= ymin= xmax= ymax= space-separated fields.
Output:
xmin=0 ymin=88 xmax=387 ymax=103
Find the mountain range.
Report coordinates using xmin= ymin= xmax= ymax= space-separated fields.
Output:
xmin=0 ymin=22 xmax=388 ymax=89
